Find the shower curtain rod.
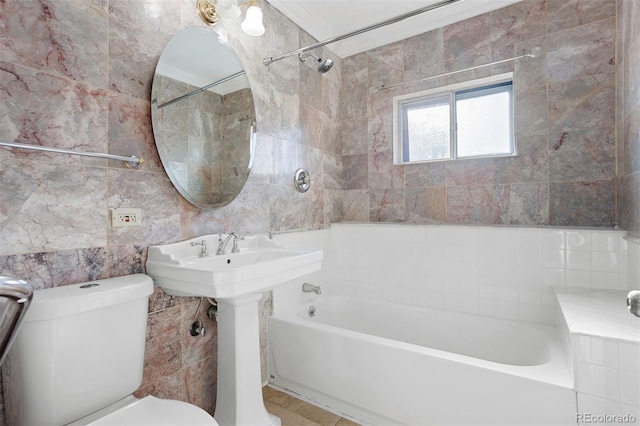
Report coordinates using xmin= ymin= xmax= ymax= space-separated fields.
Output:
xmin=153 ymin=70 xmax=246 ymax=109
xmin=0 ymin=141 xmax=144 ymax=168
xmin=371 ymin=47 xmax=540 ymax=93
xmin=262 ymin=0 xmax=463 ymax=66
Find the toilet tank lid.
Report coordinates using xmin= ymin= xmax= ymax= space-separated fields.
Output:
xmin=25 ymin=274 xmax=154 ymax=321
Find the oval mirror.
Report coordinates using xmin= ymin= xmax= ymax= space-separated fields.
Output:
xmin=151 ymin=26 xmax=255 ymax=209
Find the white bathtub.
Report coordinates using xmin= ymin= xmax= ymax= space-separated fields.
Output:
xmin=268 ymin=296 xmax=576 ymax=425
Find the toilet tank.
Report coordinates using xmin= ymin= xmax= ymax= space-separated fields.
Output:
xmin=2 ymin=274 xmax=155 ymax=426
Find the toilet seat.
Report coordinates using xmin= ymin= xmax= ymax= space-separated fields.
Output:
xmin=71 ymin=395 xmax=218 ymax=426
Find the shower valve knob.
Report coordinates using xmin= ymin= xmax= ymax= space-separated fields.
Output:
xmin=627 ymin=290 xmax=640 ymax=318
xmin=294 ymin=168 xmax=312 ymax=193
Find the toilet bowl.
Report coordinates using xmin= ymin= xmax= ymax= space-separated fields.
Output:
xmin=69 ymin=395 xmax=215 ymax=426
xmin=2 ymin=274 xmax=218 ymax=426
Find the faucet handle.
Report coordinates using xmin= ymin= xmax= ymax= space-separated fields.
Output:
xmin=231 ymin=234 xmax=244 ymax=253
xmin=190 ymin=240 xmax=205 ymax=249
xmin=200 ymin=241 xmax=209 ymax=257
xmin=190 ymin=240 xmax=209 ymax=258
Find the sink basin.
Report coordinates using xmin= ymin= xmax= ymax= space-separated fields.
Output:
xmin=146 ymin=234 xmax=323 ymax=298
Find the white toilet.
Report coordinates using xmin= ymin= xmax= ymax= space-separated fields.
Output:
xmin=2 ymin=274 xmax=218 ymax=426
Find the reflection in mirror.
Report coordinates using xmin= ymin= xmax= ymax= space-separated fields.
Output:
xmin=151 ymin=26 xmax=256 ymax=209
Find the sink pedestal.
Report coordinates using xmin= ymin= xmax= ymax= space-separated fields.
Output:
xmin=214 ymin=293 xmax=280 ymax=426
xmin=146 ymin=234 xmax=322 ymax=425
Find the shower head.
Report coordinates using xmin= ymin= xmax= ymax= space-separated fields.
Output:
xmin=317 ymin=58 xmax=334 ymax=74
xmin=299 ymin=53 xmax=334 ymax=74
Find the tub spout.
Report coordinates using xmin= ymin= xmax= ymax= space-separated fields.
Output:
xmin=302 ymin=282 xmax=321 ymax=295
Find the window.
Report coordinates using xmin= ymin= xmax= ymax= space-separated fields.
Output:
xmin=394 ymin=74 xmax=515 ymax=164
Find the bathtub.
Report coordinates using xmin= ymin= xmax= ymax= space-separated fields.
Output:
xmin=268 ymin=296 xmax=576 ymax=425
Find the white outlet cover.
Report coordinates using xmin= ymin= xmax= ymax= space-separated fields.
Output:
xmin=111 ymin=208 xmax=142 ymax=227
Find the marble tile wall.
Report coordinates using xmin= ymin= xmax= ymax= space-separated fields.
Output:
xmin=340 ymin=0 xmax=619 ymax=228
xmin=617 ymin=0 xmax=640 ymax=237
xmin=0 ymin=0 xmax=342 ymax=422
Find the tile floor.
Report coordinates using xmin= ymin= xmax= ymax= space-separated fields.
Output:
xmin=263 ymin=386 xmax=361 ymax=426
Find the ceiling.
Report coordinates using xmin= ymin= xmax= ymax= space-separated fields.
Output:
xmin=266 ymin=0 xmax=523 ymax=58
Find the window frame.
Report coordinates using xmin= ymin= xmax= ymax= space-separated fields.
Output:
xmin=393 ymin=72 xmax=516 ymax=165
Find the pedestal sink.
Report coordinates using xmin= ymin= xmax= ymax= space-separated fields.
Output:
xmin=146 ymin=234 xmax=322 ymax=426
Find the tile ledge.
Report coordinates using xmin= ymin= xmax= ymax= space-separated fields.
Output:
xmin=554 ymin=286 xmax=640 ymax=344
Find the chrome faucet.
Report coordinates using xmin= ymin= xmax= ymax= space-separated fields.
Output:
xmin=302 ymin=282 xmax=321 ymax=295
xmin=216 ymin=233 xmax=241 ymax=255
xmin=190 ymin=240 xmax=209 ymax=258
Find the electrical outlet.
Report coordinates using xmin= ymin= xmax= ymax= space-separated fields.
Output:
xmin=111 ymin=208 xmax=142 ymax=227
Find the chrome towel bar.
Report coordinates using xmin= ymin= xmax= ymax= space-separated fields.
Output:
xmin=0 ymin=141 xmax=144 ymax=168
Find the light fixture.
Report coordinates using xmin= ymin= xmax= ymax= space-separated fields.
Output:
xmin=241 ymin=5 xmax=265 ymax=36
xmin=196 ymin=0 xmax=264 ymax=37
